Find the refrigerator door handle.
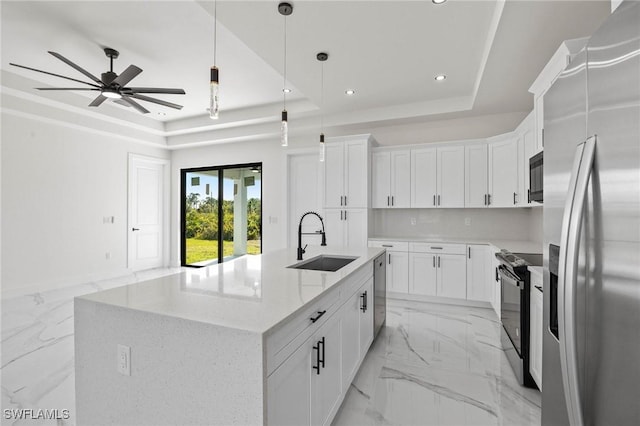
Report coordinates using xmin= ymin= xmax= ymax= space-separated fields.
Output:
xmin=558 ymin=135 xmax=596 ymax=426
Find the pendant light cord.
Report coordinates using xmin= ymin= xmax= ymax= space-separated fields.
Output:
xmin=283 ymin=14 xmax=287 ymax=109
xmin=320 ymin=61 xmax=324 ymax=132
xmin=213 ymin=0 xmax=217 ymax=66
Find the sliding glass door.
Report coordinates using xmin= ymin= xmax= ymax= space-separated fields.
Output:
xmin=181 ymin=163 xmax=261 ymax=267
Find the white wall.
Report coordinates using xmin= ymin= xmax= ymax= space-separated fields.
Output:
xmin=371 ymin=208 xmax=540 ymax=242
xmin=169 ymin=139 xmax=288 ymax=266
xmin=1 ymin=112 xmax=169 ymax=298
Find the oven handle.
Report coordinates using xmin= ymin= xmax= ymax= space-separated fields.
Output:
xmin=498 ymin=266 xmax=523 ymax=290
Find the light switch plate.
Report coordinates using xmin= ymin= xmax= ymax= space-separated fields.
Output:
xmin=117 ymin=344 xmax=130 ymax=376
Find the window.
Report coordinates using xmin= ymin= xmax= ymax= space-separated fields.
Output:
xmin=181 ymin=163 xmax=262 ymax=267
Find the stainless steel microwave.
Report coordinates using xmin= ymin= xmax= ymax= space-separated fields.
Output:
xmin=529 ymin=151 xmax=543 ymax=203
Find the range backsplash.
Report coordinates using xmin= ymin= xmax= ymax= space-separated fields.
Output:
xmin=372 ymin=207 xmax=543 ymax=242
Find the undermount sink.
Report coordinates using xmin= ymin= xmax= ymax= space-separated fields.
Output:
xmin=288 ymin=255 xmax=358 ymax=272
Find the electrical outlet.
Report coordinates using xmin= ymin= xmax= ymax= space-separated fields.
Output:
xmin=410 ymin=217 xmax=417 ymax=226
xmin=117 ymin=344 xmax=130 ymax=376
xmin=465 ymin=217 xmax=471 ymax=226
xmin=105 ymin=252 xmax=111 ymax=260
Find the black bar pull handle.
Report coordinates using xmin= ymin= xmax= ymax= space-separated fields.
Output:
xmin=387 ymin=196 xmax=390 ymax=206
xmin=132 ymin=228 xmax=140 ymax=231
xmin=391 ymin=196 xmax=394 ymax=206
xmin=484 ymin=194 xmax=487 ymax=206
xmin=438 ymin=195 xmax=441 ymax=206
xmin=513 ymin=192 xmax=517 ymax=205
xmin=433 ymin=256 xmax=436 ymax=268
xmin=438 ymin=256 xmax=441 ymax=268
xmin=361 ymin=291 xmax=368 ymax=312
xmin=313 ymin=340 xmax=321 ymax=375
xmin=468 ymin=247 xmax=471 ymax=259
xmin=495 ymin=267 xmax=499 ymax=282
xmin=319 ymin=337 xmax=326 ymax=369
xmin=528 ymin=189 xmax=531 ymax=204
xmin=388 ymin=253 xmax=391 ymax=265
xmin=344 ymin=196 xmax=347 ymax=206
xmin=433 ymin=195 xmax=436 ymax=206
xmin=488 ymin=194 xmax=491 ymax=205
xmin=310 ymin=310 xmax=327 ymax=323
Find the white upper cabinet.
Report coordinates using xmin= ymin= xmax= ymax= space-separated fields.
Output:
xmin=465 ymin=144 xmax=489 ymax=208
xmin=372 ymin=150 xmax=410 ymax=208
xmin=488 ymin=137 xmax=519 ymax=207
xmin=411 ymin=148 xmax=437 ymax=207
xmin=411 ymin=145 xmax=464 ymax=208
xmin=324 ymin=138 xmax=369 ymax=209
xmin=516 ymin=111 xmax=537 ymax=206
xmin=437 ymin=146 xmax=465 ymax=208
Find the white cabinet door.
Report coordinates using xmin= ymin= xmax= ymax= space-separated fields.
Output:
xmin=344 ymin=209 xmax=368 ymax=248
xmin=311 ymin=312 xmax=342 ymax=426
xmin=437 ymin=254 xmax=467 ymax=300
xmin=409 ymin=252 xmax=437 ymax=296
xmin=489 ymin=138 xmax=519 ymax=207
xmin=466 ymin=245 xmax=491 ymax=302
xmin=344 ymin=140 xmax=367 ymax=208
xmin=267 ymin=339 xmax=312 ymax=426
xmin=411 ymin=148 xmax=437 ymax=208
xmin=323 ymin=210 xmax=345 ymax=246
xmin=341 ymin=290 xmax=360 ymax=392
xmin=520 ymin=128 xmax=537 ymax=206
xmin=371 ymin=152 xmax=391 ymax=208
xmin=465 ymin=144 xmax=489 ymax=207
xmin=530 ymin=279 xmax=543 ymax=389
xmin=387 ymin=251 xmax=409 ymax=294
xmin=390 ymin=150 xmax=411 ymax=208
xmin=359 ymin=279 xmax=374 ymax=357
xmin=437 ymin=146 xmax=465 ymax=208
xmin=491 ymin=253 xmax=501 ymax=319
xmin=324 ymin=143 xmax=345 ymax=209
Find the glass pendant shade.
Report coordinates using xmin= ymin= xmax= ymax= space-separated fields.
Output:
xmin=319 ymin=133 xmax=325 ymax=162
xmin=281 ymin=110 xmax=288 ymax=147
xmin=209 ymin=67 xmax=219 ymax=119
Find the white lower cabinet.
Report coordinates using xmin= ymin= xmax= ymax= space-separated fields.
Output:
xmin=466 ymin=245 xmax=492 ymax=302
xmin=368 ymin=241 xmax=409 ymax=295
xmin=529 ymin=272 xmax=543 ymax=389
xmin=267 ymin=266 xmax=375 ymax=426
xmin=408 ymin=243 xmax=467 ymax=300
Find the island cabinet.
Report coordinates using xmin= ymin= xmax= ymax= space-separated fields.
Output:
xmin=74 ymin=246 xmax=383 ymax=426
xmin=266 ymin=264 xmax=374 ymax=426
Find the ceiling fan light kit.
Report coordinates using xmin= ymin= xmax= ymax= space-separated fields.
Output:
xmin=9 ymin=47 xmax=185 ymax=115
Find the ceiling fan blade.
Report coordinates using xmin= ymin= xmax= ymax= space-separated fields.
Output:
xmin=123 ymin=87 xmax=186 ymax=95
xmin=113 ymin=99 xmax=132 ymax=108
xmin=10 ymin=63 xmax=102 ymax=88
xmin=48 ymin=51 xmax=103 ymax=85
xmin=112 ymin=65 xmax=142 ymax=87
xmin=129 ymin=93 xmax=183 ymax=110
xmin=89 ymin=94 xmax=108 ymax=107
xmin=35 ymin=87 xmax=100 ymax=91
xmin=120 ymin=96 xmax=150 ymax=114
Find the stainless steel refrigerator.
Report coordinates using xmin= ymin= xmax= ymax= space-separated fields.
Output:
xmin=542 ymin=1 xmax=640 ymax=425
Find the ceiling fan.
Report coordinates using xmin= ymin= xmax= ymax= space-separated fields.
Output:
xmin=9 ymin=47 xmax=185 ymax=114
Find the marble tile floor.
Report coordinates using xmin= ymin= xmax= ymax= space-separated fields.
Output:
xmin=2 ymin=275 xmax=540 ymax=426
xmin=333 ymin=298 xmax=541 ymax=426
xmin=1 ymin=267 xmax=182 ymax=426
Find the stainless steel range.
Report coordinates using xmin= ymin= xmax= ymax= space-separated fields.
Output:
xmin=495 ymin=250 xmax=542 ymax=388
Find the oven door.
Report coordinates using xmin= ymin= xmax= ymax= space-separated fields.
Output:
xmin=500 ymin=265 xmax=524 ymax=356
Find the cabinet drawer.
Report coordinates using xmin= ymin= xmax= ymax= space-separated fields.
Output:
xmin=266 ymin=287 xmax=340 ymax=375
xmin=409 ymin=242 xmax=466 ymax=255
xmin=368 ymin=240 xmax=409 ymax=252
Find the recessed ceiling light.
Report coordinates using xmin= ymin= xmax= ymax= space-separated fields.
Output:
xmin=432 ymin=0 xmax=447 ymax=4
xmin=283 ymin=88 xmax=292 ymax=93
xmin=345 ymin=89 xmax=356 ymax=95
xmin=156 ymin=112 xmax=166 ymax=116
xmin=435 ymin=74 xmax=447 ymax=81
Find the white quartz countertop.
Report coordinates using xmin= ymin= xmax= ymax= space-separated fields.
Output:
xmin=368 ymin=236 xmax=542 ymax=254
xmin=77 ymin=246 xmax=384 ymax=335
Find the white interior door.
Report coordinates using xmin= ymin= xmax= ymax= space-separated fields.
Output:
xmin=128 ymin=155 xmax=168 ymax=271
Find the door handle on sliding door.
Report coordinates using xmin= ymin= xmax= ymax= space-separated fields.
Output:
xmin=558 ymin=135 xmax=596 ymax=426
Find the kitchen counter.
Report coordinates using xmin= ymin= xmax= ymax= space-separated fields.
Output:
xmin=75 ymin=245 xmax=384 ymax=425
xmin=368 ymin=236 xmax=542 ymax=254
xmin=77 ymin=245 xmax=384 ymax=335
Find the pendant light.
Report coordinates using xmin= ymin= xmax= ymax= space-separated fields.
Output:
xmin=317 ymin=52 xmax=328 ymax=162
xmin=209 ymin=0 xmax=220 ymax=119
xmin=279 ymin=2 xmax=293 ymax=146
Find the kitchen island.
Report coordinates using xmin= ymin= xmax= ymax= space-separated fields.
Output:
xmin=74 ymin=245 xmax=384 ymax=425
